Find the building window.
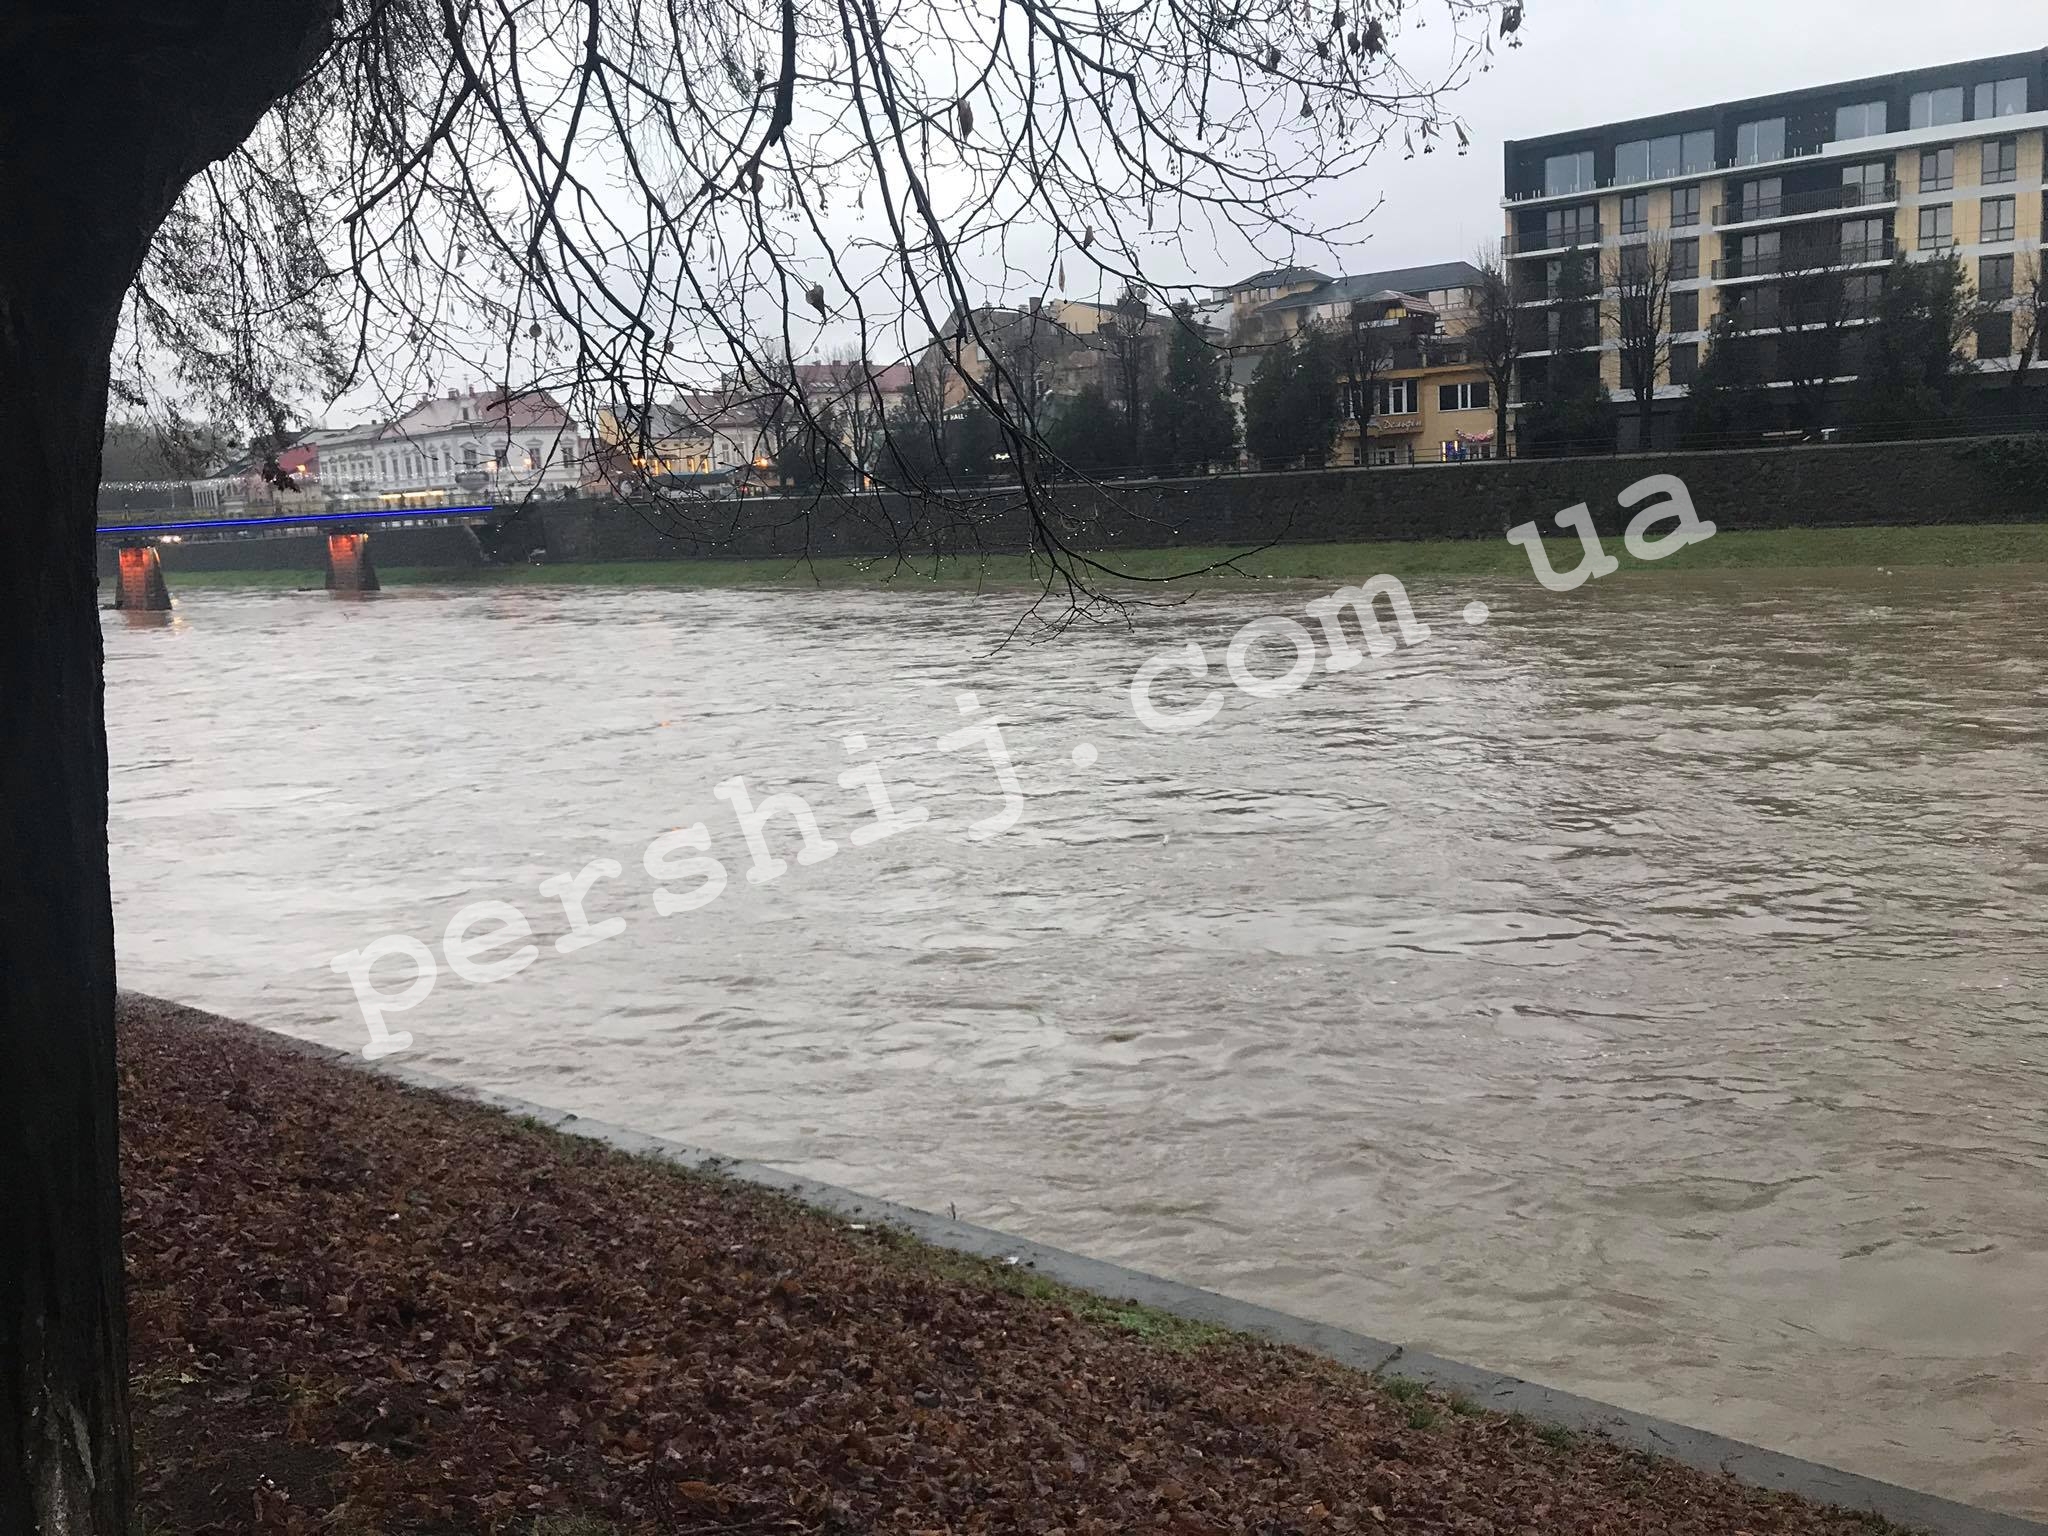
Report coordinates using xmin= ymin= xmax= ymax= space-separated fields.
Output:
xmin=1670 ymin=342 xmax=1700 ymax=386
xmin=1738 ymin=230 xmax=1782 ymax=275
xmin=1919 ymin=146 xmax=1954 ymax=193
xmin=1615 ymin=130 xmax=1716 ymax=184
xmin=1834 ymin=100 xmax=1888 ymax=140
xmin=1376 ymin=378 xmax=1416 ymax=416
xmin=1841 ymin=217 xmax=1886 ymax=260
xmin=1670 ymin=185 xmax=1701 ymax=228
xmin=1735 ymin=117 xmax=1785 ymax=166
xmin=1619 ymin=193 xmax=1650 ymax=235
xmin=1544 ymin=204 xmax=1598 ymax=247
xmin=1982 ymin=254 xmax=2016 ymax=301
xmin=1844 ymin=271 xmax=1885 ymax=319
xmin=1670 ymin=237 xmax=1700 ymax=281
xmin=1978 ymin=312 xmax=2014 ymax=359
xmin=1919 ymin=204 xmax=1954 ymax=250
xmin=1671 ymin=290 xmax=1700 ymax=333
xmin=1983 ymin=197 xmax=2017 ymax=244
xmin=1726 ymin=284 xmax=1780 ymax=330
xmin=1438 ymin=381 xmax=1490 ymax=412
xmin=1910 ymin=87 xmax=1965 ymax=129
xmin=1975 ymin=78 xmax=2028 ymax=119
xmin=1543 ymin=150 xmax=1595 ymax=196
xmin=1841 ymin=162 xmax=1889 ymax=203
xmin=1370 ymin=445 xmax=1400 ymax=467
xmin=1737 ymin=177 xmax=1782 ymax=220
xmin=463 ymin=446 xmax=479 ymax=469
xmin=1983 ymin=138 xmax=2018 ymax=185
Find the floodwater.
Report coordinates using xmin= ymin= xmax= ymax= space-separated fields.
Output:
xmin=103 ymin=566 xmax=2048 ymax=1516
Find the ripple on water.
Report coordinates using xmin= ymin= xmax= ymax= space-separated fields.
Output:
xmin=104 ymin=571 xmax=2048 ymax=1518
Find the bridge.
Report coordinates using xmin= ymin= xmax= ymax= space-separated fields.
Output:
xmin=98 ymin=503 xmax=500 ymax=609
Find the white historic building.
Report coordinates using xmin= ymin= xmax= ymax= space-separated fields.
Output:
xmin=322 ymin=387 xmax=589 ymax=503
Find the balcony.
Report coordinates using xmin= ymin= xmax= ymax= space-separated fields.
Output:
xmin=1713 ymin=180 xmax=1899 ymax=227
xmin=1508 ymin=222 xmax=1602 ymax=257
xmin=1712 ymin=238 xmax=1896 ymax=281
xmin=1725 ymin=299 xmax=1882 ymax=334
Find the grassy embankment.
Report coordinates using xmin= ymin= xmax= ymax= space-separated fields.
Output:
xmin=155 ymin=520 xmax=2048 ymax=593
xmin=123 ymin=993 xmax=1908 ymax=1535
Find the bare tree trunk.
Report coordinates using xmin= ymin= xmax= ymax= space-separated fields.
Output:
xmin=0 ymin=284 xmax=130 ymax=1536
xmin=1 ymin=8 xmax=334 ymax=1530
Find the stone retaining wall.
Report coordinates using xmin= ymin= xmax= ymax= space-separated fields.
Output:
xmin=104 ymin=438 xmax=2048 ymax=576
xmin=536 ymin=436 xmax=2048 ymax=564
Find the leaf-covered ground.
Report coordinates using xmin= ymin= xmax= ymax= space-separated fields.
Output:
xmin=121 ymin=994 xmax=1904 ymax=1535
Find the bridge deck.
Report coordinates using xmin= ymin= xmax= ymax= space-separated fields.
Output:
xmin=97 ymin=504 xmax=499 ymax=543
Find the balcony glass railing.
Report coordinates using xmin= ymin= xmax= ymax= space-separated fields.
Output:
xmin=1712 ymin=238 xmax=1896 ymax=280
xmin=1713 ymin=180 xmax=1899 ymax=226
xmin=1725 ymin=300 xmax=1882 ymax=333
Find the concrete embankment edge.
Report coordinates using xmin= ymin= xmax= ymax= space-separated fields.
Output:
xmin=157 ymin=997 xmax=2047 ymax=1536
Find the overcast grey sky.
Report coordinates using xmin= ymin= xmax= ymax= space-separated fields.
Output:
xmin=1303 ymin=0 xmax=2041 ymax=281
xmin=320 ymin=1 xmax=2038 ymax=420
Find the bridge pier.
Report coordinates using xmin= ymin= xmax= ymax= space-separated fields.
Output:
xmin=113 ymin=542 xmax=173 ymax=611
xmin=324 ymin=533 xmax=380 ymax=595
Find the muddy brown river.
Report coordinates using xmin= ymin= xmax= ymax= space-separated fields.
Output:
xmin=103 ymin=565 xmax=2048 ymax=1516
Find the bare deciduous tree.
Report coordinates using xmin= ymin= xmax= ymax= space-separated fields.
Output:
xmin=1776 ymin=250 xmax=1878 ymax=440
xmin=1098 ymin=285 xmax=1157 ymax=469
xmin=1468 ymin=244 xmax=1520 ymax=458
xmin=2012 ymin=254 xmax=2047 ymax=395
xmin=1 ymin=3 xmax=1515 ymax=1528
xmin=1605 ymin=235 xmax=1674 ymax=452
xmin=1340 ymin=300 xmax=1396 ymax=453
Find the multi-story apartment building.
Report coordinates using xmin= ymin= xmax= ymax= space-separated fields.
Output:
xmin=1503 ymin=49 xmax=2047 ymax=442
xmin=1213 ymin=261 xmax=1502 ymax=462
